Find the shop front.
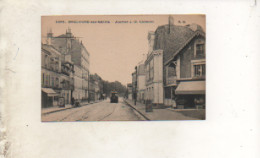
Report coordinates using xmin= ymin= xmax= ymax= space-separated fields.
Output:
xmin=175 ymin=81 xmax=205 ymax=109
xmin=41 ymin=88 xmax=59 ymax=108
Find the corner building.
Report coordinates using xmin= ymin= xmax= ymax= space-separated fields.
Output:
xmin=145 ymin=16 xmax=206 ymax=109
xmin=48 ymin=28 xmax=90 ymax=101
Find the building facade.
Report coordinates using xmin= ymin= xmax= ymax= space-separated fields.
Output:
xmin=136 ymin=63 xmax=146 ymax=104
xmin=127 ymin=83 xmax=132 ymax=100
xmin=73 ymin=65 xmax=84 ymax=100
xmin=41 ymin=44 xmax=61 ymax=107
xmin=60 ymin=54 xmax=74 ymax=105
xmin=146 ymin=16 xmax=206 ymax=109
xmin=89 ymin=74 xmax=102 ymax=101
xmin=132 ymin=71 xmax=137 ymax=102
xmin=144 ymin=49 xmax=164 ymax=107
xmin=48 ymin=28 xmax=90 ymax=102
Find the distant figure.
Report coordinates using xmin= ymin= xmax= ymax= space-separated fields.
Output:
xmin=71 ymin=97 xmax=75 ymax=106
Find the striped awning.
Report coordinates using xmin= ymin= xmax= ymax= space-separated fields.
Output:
xmin=175 ymin=81 xmax=205 ymax=95
xmin=42 ymin=88 xmax=58 ymax=97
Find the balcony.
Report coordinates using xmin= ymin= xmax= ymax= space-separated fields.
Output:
xmin=166 ymin=76 xmax=177 ymax=86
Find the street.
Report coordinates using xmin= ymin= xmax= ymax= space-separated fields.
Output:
xmin=42 ymin=98 xmax=145 ymax=122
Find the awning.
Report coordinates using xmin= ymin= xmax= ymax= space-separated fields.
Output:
xmin=175 ymin=81 xmax=205 ymax=95
xmin=42 ymin=88 xmax=59 ymax=97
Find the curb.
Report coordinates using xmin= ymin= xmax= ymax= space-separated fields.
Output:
xmin=42 ymin=102 xmax=90 ymax=115
xmin=124 ymin=100 xmax=150 ymax=121
xmin=42 ymin=107 xmax=74 ymax=115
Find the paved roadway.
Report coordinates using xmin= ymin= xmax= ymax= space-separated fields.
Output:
xmin=42 ymin=98 xmax=144 ymax=122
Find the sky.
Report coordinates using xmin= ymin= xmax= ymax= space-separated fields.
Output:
xmin=42 ymin=15 xmax=205 ymax=85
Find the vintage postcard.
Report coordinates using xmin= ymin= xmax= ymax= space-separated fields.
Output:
xmin=41 ymin=15 xmax=206 ymax=121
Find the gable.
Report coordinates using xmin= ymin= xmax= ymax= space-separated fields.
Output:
xmin=164 ymin=31 xmax=205 ymax=65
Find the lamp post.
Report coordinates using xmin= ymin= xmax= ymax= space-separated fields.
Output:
xmin=88 ymin=71 xmax=90 ymax=103
xmin=135 ymin=66 xmax=137 ymax=105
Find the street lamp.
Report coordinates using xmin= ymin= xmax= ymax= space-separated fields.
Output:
xmin=135 ymin=66 xmax=137 ymax=105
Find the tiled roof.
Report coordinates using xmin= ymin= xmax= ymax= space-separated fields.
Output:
xmin=51 ymin=37 xmax=67 ymax=54
xmin=56 ymin=34 xmax=68 ymax=38
xmin=153 ymin=24 xmax=205 ymax=64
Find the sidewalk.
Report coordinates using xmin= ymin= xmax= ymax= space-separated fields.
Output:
xmin=41 ymin=100 xmax=93 ymax=115
xmin=124 ymin=99 xmax=203 ymax=120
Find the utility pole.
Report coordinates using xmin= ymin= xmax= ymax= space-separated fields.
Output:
xmin=135 ymin=66 xmax=137 ymax=105
xmin=102 ymin=80 xmax=105 ymax=100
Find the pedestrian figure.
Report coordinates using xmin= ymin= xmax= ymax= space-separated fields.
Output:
xmin=71 ymin=97 xmax=75 ymax=106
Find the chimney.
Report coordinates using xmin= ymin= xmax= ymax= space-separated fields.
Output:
xmin=148 ymin=31 xmax=155 ymax=54
xmin=188 ymin=23 xmax=198 ymax=32
xmin=66 ymin=27 xmax=72 ymax=38
xmin=47 ymin=28 xmax=53 ymax=45
xmin=168 ymin=15 xmax=174 ymax=33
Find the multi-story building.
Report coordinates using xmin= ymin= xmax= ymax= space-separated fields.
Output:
xmin=127 ymin=83 xmax=132 ymax=100
xmin=48 ymin=28 xmax=90 ymax=101
xmin=60 ymin=54 xmax=74 ymax=105
xmin=136 ymin=63 xmax=146 ymax=103
xmin=131 ymin=71 xmax=137 ymax=102
xmin=145 ymin=16 xmax=206 ymax=109
xmin=41 ymin=44 xmax=61 ymax=108
xmin=144 ymin=49 xmax=164 ymax=107
xmin=41 ymin=42 xmax=74 ymax=108
xmin=89 ymin=74 xmax=100 ymax=101
xmin=73 ymin=65 xmax=84 ymax=100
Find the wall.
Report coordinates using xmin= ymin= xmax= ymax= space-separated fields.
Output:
xmin=144 ymin=50 xmax=163 ymax=104
xmin=137 ymin=75 xmax=145 ymax=91
xmin=180 ymin=36 xmax=205 ymax=79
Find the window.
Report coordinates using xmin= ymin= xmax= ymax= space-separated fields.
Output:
xmin=42 ymin=73 xmax=44 ymax=86
xmin=146 ymin=64 xmax=149 ymax=81
xmin=55 ymin=78 xmax=59 ymax=87
xmin=194 ymin=64 xmax=206 ymax=77
xmin=51 ymin=77 xmax=54 ymax=87
xmin=45 ymin=75 xmax=48 ymax=86
xmin=202 ymin=64 xmax=205 ymax=75
xmin=44 ymin=55 xmax=48 ymax=67
xmin=168 ymin=64 xmax=176 ymax=77
xmin=196 ymin=44 xmax=205 ymax=57
xmin=55 ymin=62 xmax=59 ymax=71
xmin=150 ymin=59 xmax=154 ymax=80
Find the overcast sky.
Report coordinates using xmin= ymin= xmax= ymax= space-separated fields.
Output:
xmin=42 ymin=15 xmax=205 ymax=85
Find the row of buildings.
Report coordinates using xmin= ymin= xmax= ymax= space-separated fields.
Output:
xmin=41 ymin=28 xmax=103 ymax=108
xmin=127 ymin=16 xmax=206 ymax=109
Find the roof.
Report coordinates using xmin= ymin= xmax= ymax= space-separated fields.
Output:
xmin=153 ymin=24 xmax=205 ymax=64
xmin=51 ymin=34 xmax=90 ymax=56
xmin=56 ymin=34 xmax=69 ymax=38
xmin=51 ymin=37 xmax=67 ymax=54
xmin=42 ymin=44 xmax=61 ymax=56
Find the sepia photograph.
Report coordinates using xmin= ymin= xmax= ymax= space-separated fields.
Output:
xmin=3 ymin=0 xmax=260 ymax=157
xmin=41 ymin=15 xmax=206 ymax=121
